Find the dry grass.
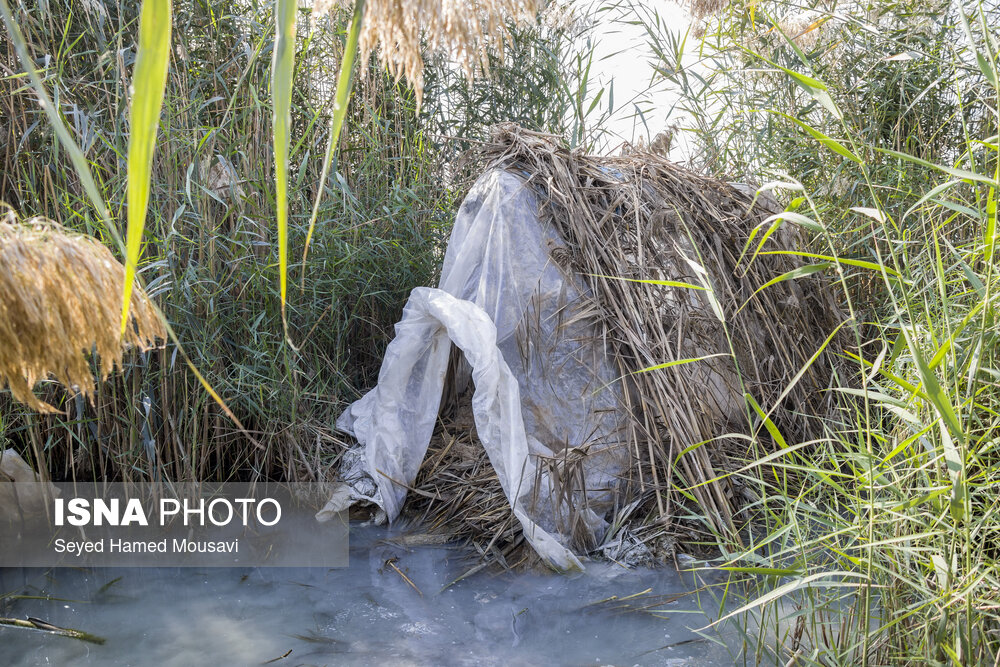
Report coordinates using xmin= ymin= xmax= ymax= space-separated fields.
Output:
xmin=407 ymin=396 xmax=534 ymax=570
xmin=408 ymin=125 xmax=847 ymax=562
xmin=687 ymin=0 xmax=729 ymax=21
xmin=0 ymin=213 xmax=164 ymax=413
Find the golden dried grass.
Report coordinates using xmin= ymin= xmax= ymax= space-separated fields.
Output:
xmin=0 ymin=214 xmax=164 ymax=413
xmin=687 ymin=0 xmax=729 ymax=21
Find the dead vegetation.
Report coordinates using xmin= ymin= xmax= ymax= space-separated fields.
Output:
xmin=407 ymin=395 xmax=530 ymax=570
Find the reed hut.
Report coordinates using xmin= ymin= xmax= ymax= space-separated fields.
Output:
xmin=329 ymin=124 xmax=844 ymax=570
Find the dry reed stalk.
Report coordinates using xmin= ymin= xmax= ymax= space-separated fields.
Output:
xmin=407 ymin=396 xmax=532 ymax=568
xmin=0 ymin=214 xmax=164 ymax=413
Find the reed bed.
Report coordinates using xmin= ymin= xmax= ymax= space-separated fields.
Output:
xmin=0 ymin=0 xmax=446 ymax=481
xmin=636 ymin=0 xmax=1000 ymax=662
xmin=0 ymin=0 xmax=595 ymax=483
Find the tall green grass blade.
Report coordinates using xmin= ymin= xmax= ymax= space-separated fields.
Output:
xmin=636 ymin=353 xmax=730 ymax=374
xmin=718 ymin=566 xmax=803 ymax=576
xmin=851 ymin=207 xmax=887 ymax=224
xmin=845 ymin=349 xmax=928 ymax=400
xmin=929 ymin=301 xmax=986 ymax=369
xmin=903 ymin=179 xmax=965 ymax=219
xmin=747 ymin=262 xmax=832 ymax=300
xmin=760 ymin=210 xmax=825 ymax=234
xmin=834 ymin=387 xmax=907 ymax=409
xmin=891 ymin=488 xmax=949 ymax=512
xmin=907 ymin=339 xmax=966 ymax=520
xmin=745 ymin=392 xmax=787 ymax=448
xmin=677 ymin=250 xmax=725 ymax=322
xmin=705 ymin=572 xmax=867 ymax=629
xmin=760 ymin=250 xmax=902 ymax=278
xmin=741 ymin=216 xmax=786 ymax=267
xmin=960 ymin=9 xmax=998 ymax=89
xmin=877 ymin=148 xmax=996 ymax=186
xmin=272 ymin=0 xmax=296 ymax=328
xmin=747 ymin=47 xmax=841 ymax=119
xmin=765 ymin=110 xmax=861 ymax=163
xmin=881 ymin=423 xmax=934 ymax=464
xmin=732 ymin=439 xmax=816 ymax=473
xmin=908 ymin=343 xmax=966 ymax=447
xmin=977 ymin=9 xmax=1000 ymax=92
xmin=123 ymin=0 xmax=172 ymax=334
xmin=985 ymin=164 xmax=997 ymax=263
xmin=302 ymin=0 xmax=366 ymax=284
xmin=589 ymin=273 xmax=705 ymax=290
xmin=769 ymin=321 xmax=847 ymax=414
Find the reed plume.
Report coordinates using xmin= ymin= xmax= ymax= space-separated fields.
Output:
xmin=0 ymin=214 xmax=164 ymax=412
xmin=316 ymin=0 xmax=539 ymax=106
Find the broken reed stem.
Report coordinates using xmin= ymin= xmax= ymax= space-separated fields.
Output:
xmin=0 ymin=616 xmax=106 ymax=645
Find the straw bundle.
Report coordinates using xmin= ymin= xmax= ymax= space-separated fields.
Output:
xmin=408 ymin=397 xmax=530 ymax=569
xmin=0 ymin=215 xmax=165 ymax=412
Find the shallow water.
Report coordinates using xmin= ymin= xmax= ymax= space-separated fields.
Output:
xmin=1 ymin=525 xmax=729 ymax=666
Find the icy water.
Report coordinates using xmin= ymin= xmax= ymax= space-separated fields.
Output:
xmin=1 ymin=525 xmax=730 ymax=666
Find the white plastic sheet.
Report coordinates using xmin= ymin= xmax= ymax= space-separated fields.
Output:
xmin=333 ymin=169 xmax=630 ymax=570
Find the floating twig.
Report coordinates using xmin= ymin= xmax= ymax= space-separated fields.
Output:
xmin=262 ymin=648 xmax=293 ymax=664
xmin=0 ymin=616 xmax=106 ymax=644
xmin=383 ymin=558 xmax=423 ymax=596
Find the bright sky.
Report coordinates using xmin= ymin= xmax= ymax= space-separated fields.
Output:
xmin=585 ymin=0 xmax=694 ymax=158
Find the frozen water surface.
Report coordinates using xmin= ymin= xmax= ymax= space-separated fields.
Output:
xmin=1 ymin=525 xmax=730 ymax=666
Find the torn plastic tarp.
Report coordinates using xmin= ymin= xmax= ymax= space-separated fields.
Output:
xmin=327 ymin=169 xmax=630 ymax=570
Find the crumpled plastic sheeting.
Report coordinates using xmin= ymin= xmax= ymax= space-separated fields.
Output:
xmin=335 ymin=169 xmax=630 ymax=570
